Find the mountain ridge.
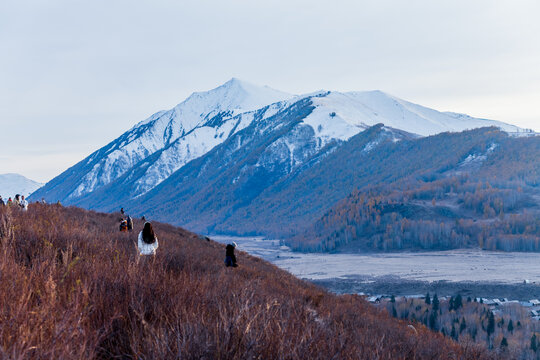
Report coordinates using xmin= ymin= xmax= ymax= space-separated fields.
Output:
xmin=0 ymin=173 xmax=44 ymax=198
xmin=32 ymin=79 xmax=537 ymax=242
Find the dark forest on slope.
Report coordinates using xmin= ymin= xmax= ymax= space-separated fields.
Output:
xmin=289 ymin=130 xmax=540 ymax=252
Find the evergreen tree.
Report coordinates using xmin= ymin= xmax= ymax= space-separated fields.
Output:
xmin=507 ymin=319 xmax=514 ymax=334
xmin=451 ymin=324 xmax=457 ymax=341
xmin=425 ymin=292 xmax=431 ymax=305
xmin=531 ymin=334 xmax=538 ymax=352
xmin=432 ymin=294 xmax=439 ymax=311
xmin=460 ymin=317 xmax=467 ymax=333
xmin=486 ymin=311 xmax=495 ymax=349
xmin=454 ymin=294 xmax=463 ymax=310
xmin=500 ymin=337 xmax=508 ymax=348
xmin=486 ymin=311 xmax=495 ymax=338
xmin=429 ymin=311 xmax=438 ymax=331
xmin=392 ymin=306 xmax=397 ymax=318
xmin=449 ymin=296 xmax=454 ymax=311
xmin=391 ymin=295 xmax=396 ymax=303
xmin=467 ymin=296 xmax=472 ymax=303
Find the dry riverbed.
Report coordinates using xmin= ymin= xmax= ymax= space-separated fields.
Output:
xmin=212 ymin=236 xmax=540 ymax=300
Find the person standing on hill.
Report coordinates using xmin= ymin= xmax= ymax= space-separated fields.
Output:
xmin=14 ymin=195 xmax=20 ymax=207
xmin=119 ymin=219 xmax=128 ymax=232
xmin=225 ymin=242 xmax=238 ymax=267
xmin=126 ymin=215 xmax=134 ymax=232
xmin=7 ymin=197 xmax=13 ymax=206
xmin=20 ymin=195 xmax=28 ymax=211
xmin=138 ymin=222 xmax=158 ymax=256
xmin=0 ymin=196 xmax=4 ymax=206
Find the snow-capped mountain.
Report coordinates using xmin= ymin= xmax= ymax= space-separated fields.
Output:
xmin=33 ymin=79 xmax=294 ymax=203
xmin=33 ymin=79 xmax=531 ymax=213
xmin=71 ymin=78 xmax=293 ymax=199
xmin=0 ymin=173 xmax=44 ymax=198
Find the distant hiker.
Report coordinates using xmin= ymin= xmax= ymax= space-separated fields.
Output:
xmin=141 ymin=215 xmax=146 ymax=222
xmin=126 ymin=215 xmax=134 ymax=232
xmin=41 ymin=198 xmax=46 ymax=204
xmin=225 ymin=242 xmax=238 ymax=267
xmin=20 ymin=195 xmax=28 ymax=211
xmin=0 ymin=196 xmax=4 ymax=206
xmin=119 ymin=219 xmax=128 ymax=232
xmin=120 ymin=207 xmax=125 ymax=215
xmin=7 ymin=197 xmax=13 ymax=206
xmin=138 ymin=222 xmax=158 ymax=256
xmin=14 ymin=195 xmax=20 ymax=207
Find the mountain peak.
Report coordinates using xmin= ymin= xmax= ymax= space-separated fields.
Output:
xmin=222 ymin=77 xmax=248 ymax=88
xmin=179 ymin=78 xmax=293 ymax=118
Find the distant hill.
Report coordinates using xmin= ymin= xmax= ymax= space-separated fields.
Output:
xmin=32 ymin=79 xmax=534 ymax=234
xmin=0 ymin=204 xmax=487 ymax=359
xmin=0 ymin=173 xmax=43 ymax=198
xmin=289 ymin=129 xmax=540 ymax=252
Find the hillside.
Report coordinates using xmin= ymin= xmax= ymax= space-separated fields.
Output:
xmin=0 ymin=204 xmax=488 ymax=359
xmin=122 ymin=127 xmax=538 ymax=244
xmin=126 ymin=123 xmax=413 ymax=236
xmin=289 ymin=129 xmax=540 ymax=252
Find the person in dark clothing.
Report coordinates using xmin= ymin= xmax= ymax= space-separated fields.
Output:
xmin=120 ymin=207 xmax=125 ymax=215
xmin=119 ymin=219 xmax=128 ymax=232
xmin=224 ymin=242 xmax=238 ymax=267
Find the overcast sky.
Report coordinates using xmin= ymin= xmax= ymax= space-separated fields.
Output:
xmin=1 ymin=0 xmax=539 ymax=182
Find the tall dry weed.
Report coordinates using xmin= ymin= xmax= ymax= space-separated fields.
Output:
xmin=0 ymin=204 xmax=492 ymax=359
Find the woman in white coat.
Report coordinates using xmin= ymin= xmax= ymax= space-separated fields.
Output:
xmin=138 ymin=222 xmax=158 ymax=256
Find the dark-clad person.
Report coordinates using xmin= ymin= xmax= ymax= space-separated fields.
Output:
xmin=225 ymin=242 xmax=238 ymax=267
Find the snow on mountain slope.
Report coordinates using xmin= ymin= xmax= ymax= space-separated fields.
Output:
xmin=131 ymin=105 xmax=285 ymax=195
xmin=70 ymin=79 xmax=294 ymax=198
xmin=303 ymin=90 xmax=526 ymax=141
xmin=0 ymin=173 xmax=43 ymax=198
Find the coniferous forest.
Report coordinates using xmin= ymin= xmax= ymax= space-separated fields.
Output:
xmin=289 ymin=131 xmax=540 ymax=252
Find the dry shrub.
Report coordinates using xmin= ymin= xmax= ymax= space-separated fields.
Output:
xmin=0 ymin=204 xmax=491 ymax=359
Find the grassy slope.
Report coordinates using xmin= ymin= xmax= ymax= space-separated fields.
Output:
xmin=0 ymin=204 xmax=488 ymax=359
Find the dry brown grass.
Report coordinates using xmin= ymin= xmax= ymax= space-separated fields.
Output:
xmin=0 ymin=204 xmax=491 ymax=359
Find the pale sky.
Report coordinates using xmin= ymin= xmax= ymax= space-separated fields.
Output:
xmin=1 ymin=0 xmax=539 ymax=183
